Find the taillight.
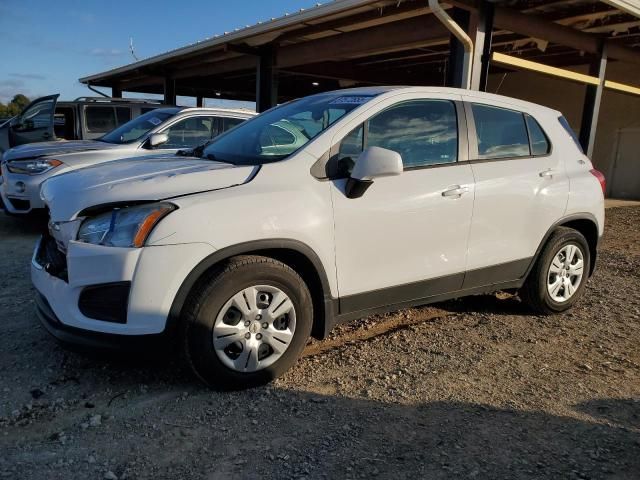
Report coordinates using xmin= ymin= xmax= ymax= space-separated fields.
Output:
xmin=590 ymin=169 xmax=606 ymax=195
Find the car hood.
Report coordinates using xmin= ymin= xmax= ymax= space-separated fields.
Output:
xmin=3 ymin=140 xmax=120 ymax=161
xmin=42 ymin=155 xmax=258 ymax=221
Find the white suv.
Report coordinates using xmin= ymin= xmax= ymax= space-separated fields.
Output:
xmin=33 ymin=87 xmax=605 ymax=389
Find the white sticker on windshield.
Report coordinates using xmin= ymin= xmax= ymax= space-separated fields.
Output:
xmin=329 ymin=96 xmax=372 ymax=105
xmin=148 ymin=117 xmax=162 ymax=126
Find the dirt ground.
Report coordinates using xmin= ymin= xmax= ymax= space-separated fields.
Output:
xmin=0 ymin=208 xmax=639 ymax=480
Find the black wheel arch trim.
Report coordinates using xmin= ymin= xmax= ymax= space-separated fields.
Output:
xmin=166 ymin=238 xmax=336 ymax=339
xmin=525 ymin=212 xmax=600 ymax=280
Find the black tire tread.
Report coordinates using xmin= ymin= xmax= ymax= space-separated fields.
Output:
xmin=180 ymin=255 xmax=310 ymax=389
xmin=521 ymin=226 xmax=590 ymax=315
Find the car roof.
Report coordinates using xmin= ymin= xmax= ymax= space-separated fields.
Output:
xmin=313 ymin=86 xmax=562 ymax=116
xmin=177 ymin=107 xmax=256 ymax=117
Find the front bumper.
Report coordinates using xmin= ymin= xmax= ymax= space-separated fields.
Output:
xmin=32 ymin=236 xmax=215 ymax=341
xmin=35 ymin=291 xmax=168 ymax=351
xmin=0 ymin=167 xmax=47 ymax=214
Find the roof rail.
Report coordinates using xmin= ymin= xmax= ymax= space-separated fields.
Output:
xmin=73 ymin=96 xmax=165 ymax=104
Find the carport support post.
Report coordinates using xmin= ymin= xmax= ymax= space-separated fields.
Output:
xmin=196 ymin=96 xmax=204 ymax=107
xmin=111 ymin=84 xmax=122 ymax=98
xmin=256 ymin=45 xmax=277 ymax=113
xmin=446 ymin=7 xmax=471 ymax=88
xmin=164 ymin=77 xmax=176 ymax=106
xmin=579 ymin=44 xmax=607 ymax=158
xmin=470 ymin=1 xmax=494 ymax=91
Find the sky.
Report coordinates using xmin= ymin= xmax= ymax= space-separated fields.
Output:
xmin=0 ymin=0 xmax=323 ymax=107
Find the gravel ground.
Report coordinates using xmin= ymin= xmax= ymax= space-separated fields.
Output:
xmin=1 ymin=208 xmax=639 ymax=480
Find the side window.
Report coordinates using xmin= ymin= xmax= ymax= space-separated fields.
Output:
xmin=85 ymin=106 xmax=117 ymax=134
xmin=525 ymin=114 xmax=550 ymax=156
xmin=116 ymin=107 xmax=131 ymax=126
xmin=17 ymin=98 xmax=55 ymax=131
xmin=222 ymin=117 xmax=246 ymax=133
xmin=159 ymin=116 xmax=216 ymax=149
xmin=367 ymin=100 xmax=458 ymax=168
xmin=472 ymin=104 xmax=530 ymax=159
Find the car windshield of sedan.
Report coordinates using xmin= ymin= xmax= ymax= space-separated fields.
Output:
xmin=201 ymin=93 xmax=378 ymax=165
xmin=100 ymin=108 xmax=180 ymax=144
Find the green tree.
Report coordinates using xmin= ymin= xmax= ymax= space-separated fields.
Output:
xmin=0 ymin=94 xmax=31 ymax=118
xmin=11 ymin=94 xmax=29 ymax=110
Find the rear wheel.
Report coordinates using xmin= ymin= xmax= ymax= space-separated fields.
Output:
xmin=182 ymin=255 xmax=312 ymax=390
xmin=521 ymin=227 xmax=590 ymax=314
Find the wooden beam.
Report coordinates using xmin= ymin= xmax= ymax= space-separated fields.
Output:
xmin=491 ymin=52 xmax=600 ymax=85
xmin=279 ymin=2 xmax=434 ymax=42
xmin=494 ymin=6 xmax=640 ymax=65
xmin=119 ymin=75 xmax=164 ymax=90
xmin=494 ymin=7 xmax=600 ymax=54
xmin=171 ymin=56 xmax=256 ymax=79
xmin=280 ymin=61 xmax=447 ymax=86
xmin=277 ymin=14 xmax=448 ymax=68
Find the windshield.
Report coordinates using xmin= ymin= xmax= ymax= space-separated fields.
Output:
xmin=100 ymin=108 xmax=180 ymax=144
xmin=202 ymin=93 xmax=378 ymax=165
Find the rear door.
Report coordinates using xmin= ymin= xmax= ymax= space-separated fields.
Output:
xmin=462 ymin=99 xmax=569 ymax=288
xmin=9 ymin=94 xmax=59 ymax=147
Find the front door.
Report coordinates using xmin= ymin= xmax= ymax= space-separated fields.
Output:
xmin=9 ymin=94 xmax=59 ymax=147
xmin=330 ymin=96 xmax=475 ymax=314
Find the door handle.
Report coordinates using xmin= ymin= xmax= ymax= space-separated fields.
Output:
xmin=539 ymin=168 xmax=554 ymax=178
xmin=42 ymin=132 xmax=51 ymax=139
xmin=442 ymin=185 xmax=469 ymax=198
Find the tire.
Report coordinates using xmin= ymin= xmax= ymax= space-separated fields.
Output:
xmin=521 ymin=227 xmax=591 ymax=315
xmin=181 ymin=255 xmax=313 ymax=390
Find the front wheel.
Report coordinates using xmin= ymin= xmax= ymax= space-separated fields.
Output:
xmin=182 ymin=255 xmax=313 ymax=390
xmin=521 ymin=227 xmax=591 ymax=315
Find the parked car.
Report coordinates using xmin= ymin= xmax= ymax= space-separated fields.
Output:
xmin=1 ymin=107 xmax=254 ymax=214
xmin=0 ymin=95 xmax=172 ymax=154
xmin=33 ymin=87 xmax=605 ymax=389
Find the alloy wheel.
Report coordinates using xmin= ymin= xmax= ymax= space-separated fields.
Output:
xmin=547 ymin=243 xmax=585 ymax=303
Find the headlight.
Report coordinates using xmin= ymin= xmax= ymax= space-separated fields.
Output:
xmin=7 ymin=158 xmax=63 ymax=175
xmin=77 ymin=203 xmax=176 ymax=248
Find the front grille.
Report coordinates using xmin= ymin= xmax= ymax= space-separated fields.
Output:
xmin=6 ymin=198 xmax=30 ymax=211
xmin=78 ymin=283 xmax=130 ymax=324
xmin=36 ymin=234 xmax=68 ymax=282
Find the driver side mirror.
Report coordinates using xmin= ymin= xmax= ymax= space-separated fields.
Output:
xmin=345 ymin=146 xmax=403 ymax=199
xmin=148 ymin=132 xmax=169 ymax=148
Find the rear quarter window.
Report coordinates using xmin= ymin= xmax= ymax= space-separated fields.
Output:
xmin=525 ymin=114 xmax=551 ymax=156
xmin=558 ymin=115 xmax=584 ymax=153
